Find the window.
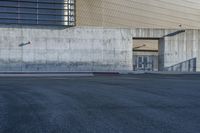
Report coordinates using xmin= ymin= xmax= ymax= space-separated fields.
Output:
xmin=0 ymin=0 xmax=75 ymax=26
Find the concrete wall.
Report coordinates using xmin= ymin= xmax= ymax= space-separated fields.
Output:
xmin=164 ymin=30 xmax=200 ymax=71
xmin=0 ymin=25 xmax=199 ymax=72
xmin=0 ymin=26 xmax=132 ymax=72
xmin=131 ymin=29 xmax=200 ymax=71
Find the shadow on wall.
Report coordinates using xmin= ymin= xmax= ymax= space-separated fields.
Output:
xmin=19 ymin=41 xmax=31 ymax=47
xmin=165 ymin=58 xmax=197 ymax=72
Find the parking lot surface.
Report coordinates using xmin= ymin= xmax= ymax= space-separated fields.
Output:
xmin=0 ymin=74 xmax=200 ymax=133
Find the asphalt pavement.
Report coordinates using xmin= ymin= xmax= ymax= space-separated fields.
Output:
xmin=0 ymin=74 xmax=200 ymax=133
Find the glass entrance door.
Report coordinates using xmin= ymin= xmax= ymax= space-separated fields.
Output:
xmin=135 ymin=56 xmax=153 ymax=71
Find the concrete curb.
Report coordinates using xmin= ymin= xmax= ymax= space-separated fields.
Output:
xmin=118 ymin=71 xmax=200 ymax=75
xmin=0 ymin=72 xmax=94 ymax=77
xmin=93 ymin=72 xmax=120 ymax=76
xmin=145 ymin=72 xmax=200 ymax=75
xmin=0 ymin=71 xmax=200 ymax=77
xmin=0 ymin=72 xmax=122 ymax=77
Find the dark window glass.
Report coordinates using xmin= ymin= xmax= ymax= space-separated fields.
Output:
xmin=0 ymin=0 xmax=75 ymax=26
xmin=0 ymin=19 xmax=18 ymax=24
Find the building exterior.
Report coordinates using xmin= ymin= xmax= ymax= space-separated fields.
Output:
xmin=0 ymin=0 xmax=199 ymax=72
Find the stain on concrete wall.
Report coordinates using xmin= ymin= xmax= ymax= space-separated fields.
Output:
xmin=131 ymin=29 xmax=200 ymax=71
xmin=0 ymin=25 xmax=199 ymax=72
xmin=0 ymin=25 xmax=132 ymax=72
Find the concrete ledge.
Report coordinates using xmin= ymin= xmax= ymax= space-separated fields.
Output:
xmin=0 ymin=71 xmax=121 ymax=77
xmin=145 ymin=71 xmax=200 ymax=75
xmin=93 ymin=72 xmax=120 ymax=76
xmin=122 ymin=71 xmax=145 ymax=74
xmin=0 ymin=72 xmax=94 ymax=77
xmin=118 ymin=71 xmax=200 ymax=75
xmin=0 ymin=71 xmax=200 ymax=77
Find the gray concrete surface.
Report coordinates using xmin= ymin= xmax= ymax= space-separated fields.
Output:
xmin=0 ymin=25 xmax=200 ymax=72
xmin=0 ymin=74 xmax=200 ymax=133
xmin=0 ymin=25 xmax=132 ymax=72
xmin=0 ymin=73 xmax=94 ymax=77
xmin=132 ymin=29 xmax=200 ymax=71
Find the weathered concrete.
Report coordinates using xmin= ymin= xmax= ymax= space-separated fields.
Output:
xmin=132 ymin=29 xmax=200 ymax=71
xmin=0 ymin=25 xmax=199 ymax=72
xmin=164 ymin=30 xmax=199 ymax=71
xmin=0 ymin=25 xmax=132 ymax=72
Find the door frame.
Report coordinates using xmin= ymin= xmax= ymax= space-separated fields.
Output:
xmin=132 ymin=37 xmax=162 ymax=71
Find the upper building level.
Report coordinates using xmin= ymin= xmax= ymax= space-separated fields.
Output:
xmin=77 ymin=0 xmax=200 ymax=29
xmin=0 ymin=0 xmax=75 ymax=26
xmin=1 ymin=0 xmax=200 ymax=29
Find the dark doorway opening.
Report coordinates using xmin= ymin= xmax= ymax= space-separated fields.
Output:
xmin=132 ymin=38 xmax=160 ymax=71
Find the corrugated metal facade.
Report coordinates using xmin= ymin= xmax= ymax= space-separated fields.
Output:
xmin=77 ymin=0 xmax=200 ymax=29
